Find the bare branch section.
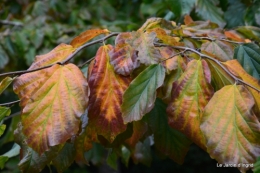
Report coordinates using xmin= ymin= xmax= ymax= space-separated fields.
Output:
xmin=0 ymin=100 xmax=20 ymax=107
xmin=0 ymin=20 xmax=23 ymax=27
xmin=154 ymin=42 xmax=260 ymax=92
xmin=0 ymin=32 xmax=119 ymax=78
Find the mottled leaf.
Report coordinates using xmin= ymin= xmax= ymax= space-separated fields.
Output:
xmin=122 ymin=64 xmax=165 ymax=123
xmin=138 ymin=17 xmax=176 ymax=31
xmin=196 ymin=0 xmax=226 ymax=27
xmin=201 ymin=40 xmax=234 ymax=61
xmin=234 ymin=43 xmax=260 ymax=79
xmin=70 ymin=29 xmax=110 ymax=48
xmin=167 ymin=59 xmax=214 ymax=149
xmin=88 ymin=45 xmax=130 ymax=142
xmin=0 ymin=77 xmax=14 ymax=95
xmin=125 ymin=120 xmax=147 ymax=148
xmin=13 ymin=64 xmax=89 ymax=154
xmin=109 ymin=32 xmax=139 ymax=76
xmin=29 ymin=43 xmax=75 ymax=70
xmin=52 ymin=143 xmax=76 ymax=173
xmin=223 ymin=59 xmax=260 ymax=117
xmin=147 ymin=99 xmax=192 ymax=164
xmin=200 ymin=85 xmax=260 ymax=173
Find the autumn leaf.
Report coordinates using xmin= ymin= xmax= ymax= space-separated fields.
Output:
xmin=29 ymin=43 xmax=75 ymax=70
xmin=201 ymin=40 xmax=234 ymax=61
xmin=125 ymin=120 xmax=147 ymax=148
xmin=147 ymin=99 xmax=192 ymax=164
xmin=138 ymin=17 xmax=176 ymax=32
xmin=223 ymin=59 xmax=260 ymax=117
xmin=200 ymin=85 xmax=260 ymax=173
xmin=70 ymin=29 xmax=110 ymax=48
xmin=167 ymin=59 xmax=214 ymax=149
xmin=13 ymin=64 xmax=89 ymax=154
xmin=234 ymin=43 xmax=260 ymax=79
xmin=88 ymin=45 xmax=131 ymax=142
xmin=0 ymin=77 xmax=14 ymax=95
xmin=109 ymin=32 xmax=139 ymax=76
xmin=122 ymin=64 xmax=165 ymax=123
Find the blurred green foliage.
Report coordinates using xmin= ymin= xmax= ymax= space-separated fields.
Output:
xmin=0 ymin=0 xmax=259 ymax=172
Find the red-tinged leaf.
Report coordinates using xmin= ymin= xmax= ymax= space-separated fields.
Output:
xmin=223 ymin=60 xmax=260 ymax=117
xmin=147 ymin=99 xmax=192 ymax=164
xmin=29 ymin=43 xmax=76 ymax=70
xmin=200 ymin=85 xmax=260 ymax=173
xmin=88 ymin=45 xmax=131 ymax=142
xmin=150 ymin=28 xmax=182 ymax=46
xmin=125 ymin=120 xmax=147 ymax=148
xmin=122 ymin=64 xmax=165 ymax=123
xmin=201 ymin=40 xmax=234 ymax=61
xmin=224 ymin=30 xmax=245 ymax=42
xmin=159 ymin=47 xmax=180 ymax=73
xmin=0 ymin=77 xmax=14 ymax=95
xmin=70 ymin=29 xmax=110 ymax=48
xmin=109 ymin=32 xmax=139 ymax=76
xmin=184 ymin=15 xmax=193 ymax=25
xmin=13 ymin=64 xmax=89 ymax=154
xmin=167 ymin=59 xmax=214 ymax=149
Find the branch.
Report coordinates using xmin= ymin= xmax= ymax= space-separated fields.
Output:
xmin=0 ymin=100 xmax=20 ymax=107
xmin=0 ymin=32 xmax=120 ymax=78
xmin=0 ymin=20 xmax=23 ymax=27
xmin=184 ymin=36 xmax=245 ymax=44
xmin=154 ymin=43 xmax=260 ymax=92
xmin=3 ymin=111 xmax=21 ymax=122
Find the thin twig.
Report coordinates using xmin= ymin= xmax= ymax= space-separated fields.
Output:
xmin=219 ymin=38 xmax=245 ymax=44
xmin=0 ymin=20 xmax=23 ymax=27
xmin=185 ymin=36 xmax=245 ymax=44
xmin=154 ymin=42 xmax=260 ymax=92
xmin=0 ymin=32 xmax=119 ymax=78
xmin=3 ymin=111 xmax=21 ymax=122
xmin=0 ymin=100 xmax=20 ymax=107
xmin=159 ymin=51 xmax=186 ymax=63
xmin=78 ymin=57 xmax=95 ymax=68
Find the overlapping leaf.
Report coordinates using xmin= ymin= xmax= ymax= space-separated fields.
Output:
xmin=196 ymin=0 xmax=226 ymax=27
xmin=0 ymin=106 xmax=11 ymax=137
xmin=88 ymin=45 xmax=131 ymax=142
xmin=125 ymin=120 xmax=147 ymax=148
xmin=167 ymin=59 xmax=214 ymax=149
xmin=122 ymin=64 xmax=165 ymax=123
xmin=109 ymin=32 xmax=139 ymax=76
xmin=29 ymin=43 xmax=75 ymax=70
xmin=13 ymin=64 xmax=89 ymax=154
xmin=223 ymin=59 xmax=260 ymax=117
xmin=234 ymin=43 xmax=260 ymax=79
xmin=70 ymin=29 xmax=110 ymax=48
xmin=0 ymin=77 xmax=14 ymax=95
xmin=147 ymin=99 xmax=192 ymax=164
xmin=200 ymin=85 xmax=260 ymax=173
xmin=201 ymin=40 xmax=234 ymax=61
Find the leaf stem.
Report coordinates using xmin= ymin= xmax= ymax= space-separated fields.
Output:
xmin=0 ymin=32 xmax=120 ymax=78
xmin=154 ymin=42 xmax=260 ymax=92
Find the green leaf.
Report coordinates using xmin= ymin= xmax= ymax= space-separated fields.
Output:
xmin=0 ymin=143 xmax=20 ymax=169
xmin=0 ymin=107 xmax=11 ymax=122
xmin=122 ymin=64 xmax=165 ymax=123
xmin=146 ymin=99 xmax=192 ymax=164
xmin=196 ymin=0 xmax=226 ymax=27
xmin=254 ymin=157 xmax=260 ymax=173
xmin=0 ymin=46 xmax=9 ymax=70
xmin=52 ymin=143 xmax=76 ymax=173
xmin=164 ymin=0 xmax=195 ymax=17
xmin=200 ymin=85 xmax=260 ymax=173
xmin=0 ymin=125 xmax=6 ymax=137
xmin=224 ymin=0 xmax=246 ymax=28
xmin=0 ymin=77 xmax=14 ymax=95
xmin=121 ymin=146 xmax=131 ymax=167
xmin=234 ymin=43 xmax=260 ymax=79
xmin=0 ymin=156 xmax=8 ymax=169
xmin=106 ymin=150 xmax=118 ymax=170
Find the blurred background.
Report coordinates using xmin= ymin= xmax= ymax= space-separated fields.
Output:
xmin=0 ymin=0 xmax=259 ymax=172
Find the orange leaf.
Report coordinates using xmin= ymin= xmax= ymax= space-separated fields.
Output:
xmin=167 ymin=59 xmax=214 ymax=149
xmin=184 ymin=15 xmax=193 ymax=25
xmin=88 ymin=45 xmax=131 ymax=142
xmin=70 ymin=29 xmax=110 ymax=48
xmin=125 ymin=120 xmax=147 ymax=148
xmin=13 ymin=64 xmax=89 ymax=154
xmin=223 ymin=59 xmax=260 ymax=117
xmin=29 ymin=43 xmax=75 ymax=70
